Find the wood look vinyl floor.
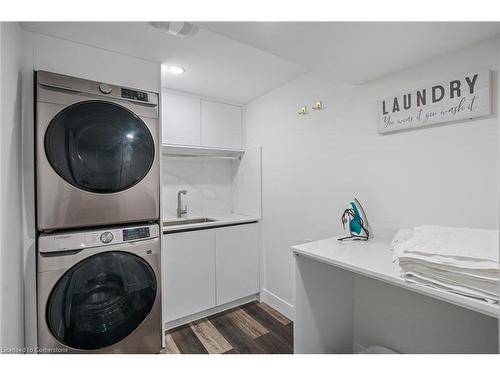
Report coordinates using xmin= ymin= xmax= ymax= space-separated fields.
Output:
xmin=164 ymin=302 xmax=293 ymax=354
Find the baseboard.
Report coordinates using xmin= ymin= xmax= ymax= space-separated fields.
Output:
xmin=260 ymin=289 xmax=294 ymax=321
xmin=164 ymin=294 xmax=259 ymax=331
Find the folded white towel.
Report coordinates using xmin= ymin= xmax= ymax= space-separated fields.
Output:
xmin=402 ymin=264 xmax=498 ymax=296
xmin=397 ymin=253 xmax=499 ymax=272
xmin=391 ymin=225 xmax=499 ymax=304
xmin=390 ymin=229 xmax=414 ymax=250
xmin=403 ymin=273 xmax=499 ymax=304
xmin=394 ymin=225 xmax=498 ymax=263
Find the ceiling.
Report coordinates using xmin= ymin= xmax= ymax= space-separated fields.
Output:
xmin=198 ymin=22 xmax=500 ymax=84
xmin=21 ymin=22 xmax=306 ymax=104
xmin=22 ymin=22 xmax=500 ymax=103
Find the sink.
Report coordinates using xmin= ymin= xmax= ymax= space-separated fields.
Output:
xmin=163 ymin=217 xmax=218 ymax=227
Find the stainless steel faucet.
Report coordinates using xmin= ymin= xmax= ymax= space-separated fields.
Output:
xmin=177 ymin=190 xmax=188 ymax=218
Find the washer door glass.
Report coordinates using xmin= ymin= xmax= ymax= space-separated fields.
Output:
xmin=46 ymin=252 xmax=157 ymax=350
xmin=44 ymin=101 xmax=155 ymax=193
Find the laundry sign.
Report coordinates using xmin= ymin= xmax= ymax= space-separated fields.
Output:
xmin=377 ymin=70 xmax=491 ymax=134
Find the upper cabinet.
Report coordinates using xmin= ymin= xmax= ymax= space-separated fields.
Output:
xmin=161 ymin=90 xmax=200 ymax=146
xmin=201 ymin=100 xmax=242 ymax=149
xmin=161 ymin=90 xmax=243 ymax=150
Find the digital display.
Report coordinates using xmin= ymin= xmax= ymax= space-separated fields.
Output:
xmin=123 ymin=227 xmax=150 ymax=241
xmin=121 ymin=88 xmax=148 ymax=102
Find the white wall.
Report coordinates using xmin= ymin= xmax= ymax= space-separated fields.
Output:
xmin=353 ymin=274 xmax=498 ymax=353
xmin=0 ymin=22 xmax=24 ymax=352
xmin=20 ymin=30 xmax=161 ymax=349
xmin=246 ymin=36 xmax=500 ymax=316
xmin=497 ymin=36 xmax=500 ymax=352
xmin=28 ymin=32 xmax=159 ymax=92
xmin=0 ymin=20 xmax=3 ymax=349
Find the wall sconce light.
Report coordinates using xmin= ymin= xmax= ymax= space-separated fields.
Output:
xmin=312 ymin=101 xmax=325 ymax=111
xmin=298 ymin=106 xmax=309 ymax=115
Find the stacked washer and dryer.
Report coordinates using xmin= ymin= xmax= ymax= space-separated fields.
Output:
xmin=35 ymin=71 xmax=162 ymax=353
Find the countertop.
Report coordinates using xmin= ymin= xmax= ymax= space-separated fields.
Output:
xmin=163 ymin=213 xmax=259 ymax=234
xmin=292 ymin=237 xmax=499 ymax=318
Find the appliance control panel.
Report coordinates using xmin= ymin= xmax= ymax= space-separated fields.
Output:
xmin=121 ymin=88 xmax=148 ymax=102
xmin=36 ymin=70 xmax=159 ymax=107
xmin=38 ymin=224 xmax=159 ymax=253
xmin=123 ymin=227 xmax=150 ymax=241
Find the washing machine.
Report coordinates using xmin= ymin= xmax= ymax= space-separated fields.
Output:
xmin=37 ymin=223 xmax=162 ymax=353
xmin=36 ymin=71 xmax=160 ymax=231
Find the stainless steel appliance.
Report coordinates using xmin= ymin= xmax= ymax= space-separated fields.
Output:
xmin=37 ymin=223 xmax=162 ymax=353
xmin=36 ymin=71 xmax=160 ymax=231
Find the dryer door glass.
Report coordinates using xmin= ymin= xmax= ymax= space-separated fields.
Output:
xmin=46 ymin=252 xmax=157 ymax=350
xmin=44 ymin=101 xmax=155 ymax=193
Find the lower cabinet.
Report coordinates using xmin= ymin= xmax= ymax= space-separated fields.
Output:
xmin=162 ymin=223 xmax=260 ymax=324
xmin=163 ymin=230 xmax=216 ymax=323
xmin=216 ymin=224 xmax=260 ymax=305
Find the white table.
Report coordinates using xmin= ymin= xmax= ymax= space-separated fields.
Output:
xmin=292 ymin=237 xmax=499 ymax=354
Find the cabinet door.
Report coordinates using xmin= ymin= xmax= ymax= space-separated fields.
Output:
xmin=163 ymin=230 xmax=216 ymax=322
xmin=215 ymin=224 xmax=260 ymax=305
xmin=201 ymin=100 xmax=242 ymax=149
xmin=162 ymin=90 xmax=201 ymax=146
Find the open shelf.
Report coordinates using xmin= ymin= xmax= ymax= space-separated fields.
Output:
xmin=161 ymin=144 xmax=245 ymax=160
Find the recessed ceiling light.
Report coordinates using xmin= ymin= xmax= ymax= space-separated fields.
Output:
xmin=168 ymin=66 xmax=185 ymax=75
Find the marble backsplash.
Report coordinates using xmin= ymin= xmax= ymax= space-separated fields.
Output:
xmin=161 ymin=156 xmax=236 ymax=219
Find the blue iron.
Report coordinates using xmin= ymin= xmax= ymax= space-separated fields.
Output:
xmin=338 ymin=198 xmax=371 ymax=241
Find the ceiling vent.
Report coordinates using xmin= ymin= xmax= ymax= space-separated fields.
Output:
xmin=149 ymin=22 xmax=200 ymax=38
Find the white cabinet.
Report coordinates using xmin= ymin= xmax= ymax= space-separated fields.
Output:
xmin=215 ymin=224 xmax=260 ymax=305
xmin=161 ymin=90 xmax=200 ymax=146
xmin=162 ymin=223 xmax=260 ymax=324
xmin=163 ymin=230 xmax=216 ymax=323
xmin=161 ymin=90 xmax=243 ymax=149
xmin=201 ymin=100 xmax=242 ymax=149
